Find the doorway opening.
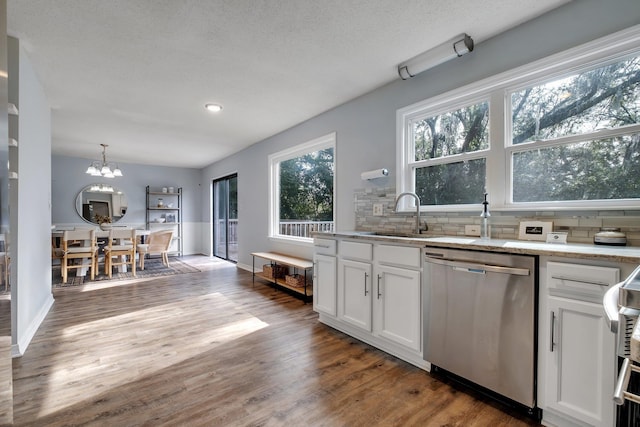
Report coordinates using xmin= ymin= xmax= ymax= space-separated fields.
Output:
xmin=213 ymin=174 xmax=238 ymax=262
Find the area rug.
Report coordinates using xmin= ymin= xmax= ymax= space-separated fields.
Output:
xmin=52 ymin=258 xmax=200 ymax=287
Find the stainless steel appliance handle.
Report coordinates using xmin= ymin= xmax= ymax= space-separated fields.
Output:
xmin=602 ymin=266 xmax=640 ymax=334
xmin=614 ymin=358 xmax=631 ymax=405
xmin=613 ymin=362 xmax=640 ymax=405
xmin=603 ymin=282 xmax=623 ymax=333
xmin=624 ymin=265 xmax=640 ymax=284
xmin=425 ymin=257 xmax=530 ymax=276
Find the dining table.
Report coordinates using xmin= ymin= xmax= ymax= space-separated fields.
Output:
xmin=51 ymin=228 xmax=150 ymax=276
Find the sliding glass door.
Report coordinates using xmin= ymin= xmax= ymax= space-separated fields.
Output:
xmin=213 ymin=174 xmax=238 ymax=262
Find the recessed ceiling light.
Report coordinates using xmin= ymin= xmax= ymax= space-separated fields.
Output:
xmin=205 ymin=103 xmax=223 ymax=113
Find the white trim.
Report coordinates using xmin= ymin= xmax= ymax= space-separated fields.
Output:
xmin=397 ymin=24 xmax=640 ymax=211
xmin=268 ymin=132 xmax=336 ymax=163
xmin=268 ymin=235 xmax=314 ymax=248
xmin=506 ymin=125 xmax=640 ymax=153
xmin=268 ymin=132 xmax=336 ymax=241
xmin=236 ymin=262 xmax=253 ymax=273
xmin=13 ymin=294 xmax=54 ymax=357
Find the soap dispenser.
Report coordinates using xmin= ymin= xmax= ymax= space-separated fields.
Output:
xmin=480 ymin=192 xmax=490 ymax=240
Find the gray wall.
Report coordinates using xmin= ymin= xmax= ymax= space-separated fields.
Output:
xmin=52 ymin=154 xmax=204 ymax=254
xmin=12 ymin=38 xmax=53 ymax=356
xmin=201 ymin=0 xmax=640 ymax=269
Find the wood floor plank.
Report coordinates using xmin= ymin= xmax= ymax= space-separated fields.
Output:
xmin=11 ymin=256 xmax=541 ymax=426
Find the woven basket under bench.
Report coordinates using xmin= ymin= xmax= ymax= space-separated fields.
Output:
xmin=263 ymin=263 xmax=288 ymax=279
xmin=285 ymin=273 xmax=310 ymax=288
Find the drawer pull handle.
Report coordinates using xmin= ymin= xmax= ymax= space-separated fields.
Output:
xmin=550 ymin=311 xmax=556 ymax=352
xmin=315 ymin=244 xmax=331 ymax=249
xmin=377 ymin=274 xmax=382 ymax=299
xmin=551 ymin=275 xmax=609 ymax=287
xmin=364 ymin=272 xmax=369 ymax=296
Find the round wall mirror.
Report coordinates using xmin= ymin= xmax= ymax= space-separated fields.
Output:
xmin=75 ymin=184 xmax=128 ymax=224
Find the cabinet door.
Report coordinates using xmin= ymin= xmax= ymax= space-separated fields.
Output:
xmin=374 ymin=264 xmax=421 ymax=352
xmin=545 ymin=296 xmax=616 ymax=427
xmin=313 ymin=254 xmax=337 ymax=316
xmin=338 ymin=259 xmax=372 ymax=332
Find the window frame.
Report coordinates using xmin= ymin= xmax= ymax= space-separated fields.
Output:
xmin=397 ymin=24 xmax=640 ymax=212
xmin=404 ymin=95 xmax=492 ymax=210
xmin=268 ymin=132 xmax=336 ymax=245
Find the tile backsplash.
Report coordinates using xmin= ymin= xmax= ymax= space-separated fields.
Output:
xmin=354 ymin=187 xmax=640 ymax=246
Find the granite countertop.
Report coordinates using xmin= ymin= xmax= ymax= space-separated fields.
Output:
xmin=315 ymin=231 xmax=640 ymax=264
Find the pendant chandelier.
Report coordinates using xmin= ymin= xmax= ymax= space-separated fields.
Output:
xmin=85 ymin=144 xmax=123 ymax=178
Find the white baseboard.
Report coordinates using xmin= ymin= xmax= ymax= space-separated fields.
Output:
xmin=236 ymin=262 xmax=255 ymax=272
xmin=12 ymin=294 xmax=54 ymax=358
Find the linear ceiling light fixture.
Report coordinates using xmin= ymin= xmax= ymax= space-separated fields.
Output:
xmin=398 ymin=33 xmax=474 ymax=80
xmin=85 ymin=143 xmax=122 ymax=178
xmin=205 ymin=103 xmax=223 ymax=113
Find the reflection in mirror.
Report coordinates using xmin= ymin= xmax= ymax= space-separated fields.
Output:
xmin=75 ymin=184 xmax=128 ymax=224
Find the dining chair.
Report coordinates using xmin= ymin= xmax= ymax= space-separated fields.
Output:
xmin=137 ymin=230 xmax=173 ymax=270
xmin=103 ymin=228 xmax=136 ymax=278
xmin=51 ymin=233 xmax=65 ymax=263
xmin=61 ymin=229 xmax=97 ymax=284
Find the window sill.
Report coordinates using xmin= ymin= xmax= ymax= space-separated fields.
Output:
xmin=268 ymin=235 xmax=314 ymax=248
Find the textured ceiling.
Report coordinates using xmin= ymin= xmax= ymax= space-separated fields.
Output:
xmin=7 ymin=0 xmax=568 ymax=168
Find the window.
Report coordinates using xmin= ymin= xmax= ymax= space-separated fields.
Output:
xmin=397 ymin=25 xmax=640 ymax=211
xmin=411 ymin=100 xmax=489 ymax=205
xmin=269 ymin=133 xmax=335 ymax=243
xmin=509 ymin=56 xmax=640 ymax=203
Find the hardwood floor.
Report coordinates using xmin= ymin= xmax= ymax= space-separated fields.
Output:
xmin=11 ymin=256 xmax=540 ymax=426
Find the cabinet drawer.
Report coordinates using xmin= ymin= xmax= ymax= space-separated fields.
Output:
xmin=314 ymin=238 xmax=336 ymax=256
xmin=376 ymin=245 xmax=421 ymax=269
xmin=339 ymin=241 xmax=372 ymax=261
xmin=547 ymin=261 xmax=619 ymax=298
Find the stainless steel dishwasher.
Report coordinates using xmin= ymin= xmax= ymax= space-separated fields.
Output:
xmin=424 ymin=247 xmax=537 ymax=413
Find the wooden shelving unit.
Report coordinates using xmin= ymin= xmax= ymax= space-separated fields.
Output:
xmin=145 ymin=186 xmax=183 ymax=256
xmin=251 ymin=252 xmax=313 ymax=301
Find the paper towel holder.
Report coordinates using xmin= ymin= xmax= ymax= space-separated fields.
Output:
xmin=361 ymin=168 xmax=389 ymax=180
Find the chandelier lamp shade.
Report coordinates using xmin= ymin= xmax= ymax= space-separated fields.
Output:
xmin=85 ymin=144 xmax=123 ymax=178
xmin=398 ymin=33 xmax=474 ymax=80
xmin=89 ymin=184 xmax=114 ymax=193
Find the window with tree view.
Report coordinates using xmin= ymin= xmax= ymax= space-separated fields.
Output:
xmin=270 ymin=133 xmax=335 ymax=241
xmin=411 ymin=100 xmax=489 ymax=205
xmin=399 ymin=29 xmax=640 ymax=210
xmin=511 ymin=55 xmax=640 ymax=203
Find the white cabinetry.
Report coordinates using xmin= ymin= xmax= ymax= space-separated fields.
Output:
xmin=374 ymin=263 xmax=421 ymax=352
xmin=338 ymin=258 xmax=372 ymax=331
xmin=374 ymin=244 xmax=422 ymax=353
xmin=315 ymin=237 xmax=426 ymax=370
xmin=540 ymin=260 xmax=620 ymax=427
xmin=313 ymin=238 xmax=337 ymax=316
xmin=337 ymin=240 xmax=373 ymax=331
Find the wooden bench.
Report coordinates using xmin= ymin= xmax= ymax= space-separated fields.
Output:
xmin=251 ymin=252 xmax=313 ymax=301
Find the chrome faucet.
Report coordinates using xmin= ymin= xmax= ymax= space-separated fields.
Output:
xmin=394 ymin=192 xmax=425 ymax=234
